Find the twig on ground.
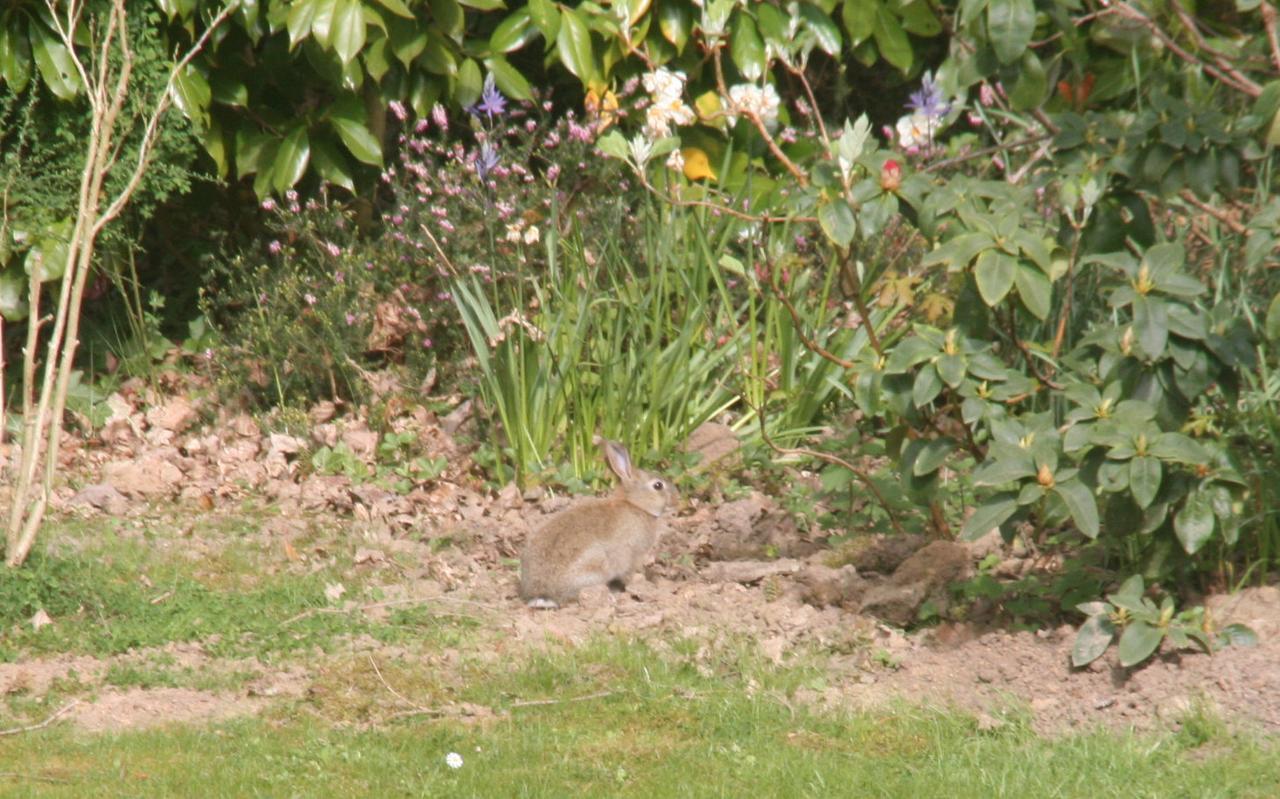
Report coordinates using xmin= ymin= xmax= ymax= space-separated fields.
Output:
xmin=0 ymin=700 xmax=80 ymax=737
xmin=368 ymin=655 xmax=446 ymax=718
xmin=509 ymin=690 xmax=615 ymax=709
xmin=1177 ymin=191 xmax=1249 ymax=236
xmin=0 ymin=772 xmax=70 ymax=784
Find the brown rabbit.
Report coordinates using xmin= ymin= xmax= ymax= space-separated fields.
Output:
xmin=519 ymin=439 xmax=676 ymax=608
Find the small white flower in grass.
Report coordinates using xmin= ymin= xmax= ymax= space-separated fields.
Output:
xmin=445 ymin=752 xmax=463 ymax=769
xmin=523 ymin=225 xmax=540 ymax=245
xmin=666 ymin=148 xmax=685 ymax=172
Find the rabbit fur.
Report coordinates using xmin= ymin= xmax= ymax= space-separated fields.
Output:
xmin=519 ymin=439 xmax=676 ymax=608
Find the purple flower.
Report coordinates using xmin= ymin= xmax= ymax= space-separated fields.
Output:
xmin=475 ymin=142 xmax=500 ymax=181
xmin=908 ymin=74 xmax=951 ymax=122
xmin=472 ymin=74 xmax=507 ymax=120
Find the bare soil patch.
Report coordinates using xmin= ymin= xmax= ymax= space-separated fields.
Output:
xmin=5 ymin=386 xmax=1278 ymax=737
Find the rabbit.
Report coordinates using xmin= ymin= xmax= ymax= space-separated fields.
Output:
xmin=519 ymin=439 xmax=677 ymax=608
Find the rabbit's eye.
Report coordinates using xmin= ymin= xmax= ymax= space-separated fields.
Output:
xmin=652 ymin=480 xmax=665 ymax=491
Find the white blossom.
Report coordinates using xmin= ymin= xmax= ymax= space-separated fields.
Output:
xmin=895 ymin=112 xmax=934 ymax=150
xmin=726 ymin=83 xmax=781 ymax=130
xmin=641 ymin=68 xmax=695 ymax=137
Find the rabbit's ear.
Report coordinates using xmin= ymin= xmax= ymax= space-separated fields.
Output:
xmin=602 ymin=439 xmax=633 ymax=480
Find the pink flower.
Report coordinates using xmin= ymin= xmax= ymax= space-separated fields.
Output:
xmin=389 ymin=100 xmax=407 ymax=121
xmin=345 ymin=313 xmax=357 ymax=326
xmin=268 ymin=240 xmax=282 ymax=254
xmin=324 ymin=242 xmax=341 ymax=258
xmin=261 ymin=198 xmax=277 ymax=211
xmin=547 ymin=164 xmax=561 ymax=183
xmin=304 ymin=293 xmax=317 ymax=306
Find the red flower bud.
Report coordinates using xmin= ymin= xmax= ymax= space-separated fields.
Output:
xmin=880 ymin=159 xmax=902 ymax=192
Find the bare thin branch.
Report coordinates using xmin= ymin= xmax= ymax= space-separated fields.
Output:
xmin=0 ymin=701 xmax=80 ymax=737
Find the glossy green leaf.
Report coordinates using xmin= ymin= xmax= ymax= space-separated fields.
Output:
xmin=455 ymin=57 xmax=484 ymax=107
xmin=973 ymin=453 xmax=1037 ymax=487
xmin=203 ymin=117 xmax=228 ymax=177
xmin=555 ymin=8 xmax=594 ymax=81
xmin=960 ymin=494 xmax=1018 ymax=540
xmin=1128 ymin=456 xmax=1161 ymax=509
xmin=272 ymin=126 xmax=312 ymax=191
xmin=311 ymin=0 xmax=339 ymax=46
xmin=1071 ymin=613 xmax=1117 ymax=667
xmin=986 ymin=0 xmax=1035 ymax=64
xmin=419 ymin=29 xmax=457 ymax=75
xmin=912 ymin=363 xmax=944 ymax=406
xmin=210 ymin=74 xmax=249 ymax=107
xmin=842 ymin=0 xmax=875 ymax=45
xmin=1117 ymin=620 xmax=1164 ymax=667
xmin=389 ymin=17 xmax=430 ymax=66
xmin=0 ymin=267 xmax=29 ymax=321
xmin=1007 ymin=50 xmax=1046 ymax=110
xmin=364 ymin=36 xmax=391 ymax=80
xmin=26 ymin=224 xmax=71 ymax=283
xmin=288 ymin=0 xmax=321 ymax=46
xmin=486 ymin=55 xmax=532 ymax=101
xmin=659 ymin=2 xmax=692 ymax=51
xmin=1014 ymin=262 xmax=1050 ymax=319
xmin=1131 ymin=295 xmax=1169 ymax=359
xmin=30 ymin=23 xmax=79 ymax=99
xmin=974 ymin=250 xmax=1016 ymax=306
xmin=331 ymin=114 xmax=382 ymax=166
xmin=490 ymin=9 xmax=535 ymax=53
xmin=170 ymin=65 xmax=212 ymax=129
xmin=311 ymin=135 xmax=355 ymax=191
xmin=799 ymin=4 xmax=842 ymax=56
xmin=373 ymin=0 xmax=415 ymax=19
xmin=730 ymin=12 xmax=765 ymax=81
xmin=1054 ymin=479 xmax=1099 ymax=538
xmin=331 ymin=0 xmax=367 ymax=64
xmin=528 ymin=0 xmax=561 ymax=41
xmin=235 ymin=129 xmax=277 ymax=178
xmin=873 ymin=6 xmax=912 ymax=72
xmin=457 ymin=0 xmax=507 ymax=9
xmin=1219 ymin=623 xmax=1258 ymax=649
xmin=430 ymin=0 xmax=464 ymax=39
xmin=921 ymin=232 xmax=993 ymax=270
xmin=912 ymin=438 xmax=956 ymax=476
xmin=818 ymin=199 xmax=856 ymax=247
xmin=1174 ymin=488 xmax=1216 ymax=554
xmin=1148 ymin=433 xmax=1207 ymax=465
xmin=936 ymin=352 xmax=966 ymax=388
xmin=0 ymin=16 xmax=33 ymax=93
xmin=899 ymin=1 xmax=942 ymax=36
xmin=1264 ymin=292 xmax=1280 ymax=340
xmin=596 ymin=130 xmax=629 ymax=160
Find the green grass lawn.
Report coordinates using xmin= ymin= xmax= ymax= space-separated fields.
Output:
xmin=4 ymin=634 xmax=1278 ymax=798
xmin=1 ymin=518 xmax=1277 ymax=797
